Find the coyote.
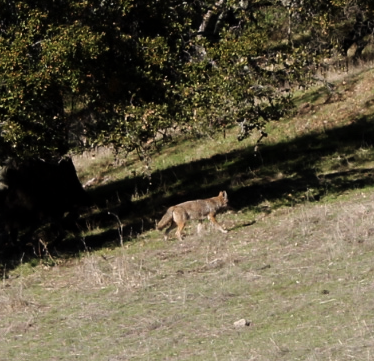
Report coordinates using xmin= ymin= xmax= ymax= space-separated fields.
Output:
xmin=157 ymin=191 xmax=229 ymax=241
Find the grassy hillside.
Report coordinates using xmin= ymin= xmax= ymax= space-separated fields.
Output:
xmin=2 ymin=64 xmax=374 ymax=360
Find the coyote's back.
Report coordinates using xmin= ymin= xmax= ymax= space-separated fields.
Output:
xmin=157 ymin=191 xmax=228 ymax=241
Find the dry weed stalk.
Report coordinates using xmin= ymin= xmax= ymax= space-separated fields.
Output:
xmin=78 ymin=251 xmax=152 ymax=292
xmin=108 ymin=212 xmax=124 ymax=246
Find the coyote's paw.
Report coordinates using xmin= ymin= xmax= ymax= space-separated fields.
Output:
xmin=219 ymin=226 xmax=228 ymax=234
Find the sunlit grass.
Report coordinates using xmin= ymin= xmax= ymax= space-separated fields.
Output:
xmin=2 ymin=65 xmax=374 ymax=360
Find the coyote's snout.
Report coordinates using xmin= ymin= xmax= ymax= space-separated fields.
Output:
xmin=157 ymin=191 xmax=229 ymax=241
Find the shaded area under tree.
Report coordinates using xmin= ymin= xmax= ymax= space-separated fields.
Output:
xmin=3 ymin=110 xmax=374 ymax=274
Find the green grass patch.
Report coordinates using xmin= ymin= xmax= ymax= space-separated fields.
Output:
xmin=2 ymin=65 xmax=374 ymax=360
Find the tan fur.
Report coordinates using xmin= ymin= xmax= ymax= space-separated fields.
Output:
xmin=157 ymin=191 xmax=229 ymax=241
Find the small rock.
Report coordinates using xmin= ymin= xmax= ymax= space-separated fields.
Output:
xmin=234 ymin=318 xmax=251 ymax=328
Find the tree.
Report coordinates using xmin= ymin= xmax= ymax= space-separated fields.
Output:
xmin=2 ymin=0 xmax=366 ymax=164
xmin=281 ymin=0 xmax=374 ymax=60
xmin=0 ymin=0 xmax=204 ymax=161
xmin=0 ymin=1 xmax=106 ymax=160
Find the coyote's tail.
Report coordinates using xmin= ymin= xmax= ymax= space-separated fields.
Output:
xmin=157 ymin=207 xmax=174 ymax=230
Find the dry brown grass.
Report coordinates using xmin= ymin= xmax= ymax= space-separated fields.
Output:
xmin=2 ymin=64 xmax=374 ymax=360
xmin=2 ymin=190 xmax=374 ymax=360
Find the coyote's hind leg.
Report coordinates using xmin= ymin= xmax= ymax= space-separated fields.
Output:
xmin=175 ymin=221 xmax=186 ymax=242
xmin=164 ymin=222 xmax=177 ymax=241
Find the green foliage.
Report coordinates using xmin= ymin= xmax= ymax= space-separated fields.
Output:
xmin=0 ymin=1 xmax=107 ymax=160
xmin=1 ymin=0 xmax=372 ymax=162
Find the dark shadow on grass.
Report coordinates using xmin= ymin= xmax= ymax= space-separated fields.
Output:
xmin=2 ymin=112 xmax=374 ymax=270
xmin=229 ymin=220 xmax=257 ymax=232
xmin=79 ymin=112 xmax=374 ymax=247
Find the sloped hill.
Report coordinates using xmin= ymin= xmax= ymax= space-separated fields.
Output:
xmin=1 ymin=64 xmax=374 ymax=360
xmin=2 ymin=192 xmax=374 ymax=360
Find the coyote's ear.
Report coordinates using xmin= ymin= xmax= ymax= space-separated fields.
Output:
xmin=220 ymin=191 xmax=228 ymax=200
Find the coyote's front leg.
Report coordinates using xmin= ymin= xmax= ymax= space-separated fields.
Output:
xmin=208 ymin=213 xmax=227 ymax=233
